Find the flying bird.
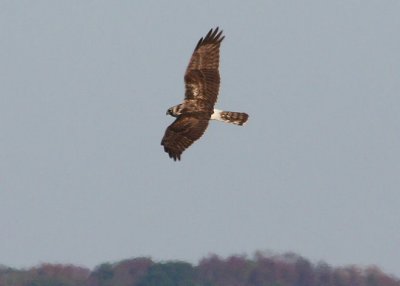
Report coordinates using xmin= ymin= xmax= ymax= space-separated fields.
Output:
xmin=161 ymin=27 xmax=249 ymax=161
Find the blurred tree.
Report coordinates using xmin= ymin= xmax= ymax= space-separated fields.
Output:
xmin=111 ymin=257 xmax=153 ymax=286
xmin=136 ymin=261 xmax=195 ymax=286
xmin=1 ymin=252 xmax=400 ymax=286
xmin=315 ymin=262 xmax=334 ymax=286
xmin=88 ymin=263 xmax=114 ymax=286
xmin=295 ymin=257 xmax=315 ymax=286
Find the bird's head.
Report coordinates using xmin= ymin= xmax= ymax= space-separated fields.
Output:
xmin=166 ymin=104 xmax=183 ymax=117
xmin=166 ymin=108 xmax=174 ymax=116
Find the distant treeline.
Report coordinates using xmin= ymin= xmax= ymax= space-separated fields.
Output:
xmin=0 ymin=252 xmax=399 ymax=286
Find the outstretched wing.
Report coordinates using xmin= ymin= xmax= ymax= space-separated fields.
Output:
xmin=161 ymin=115 xmax=209 ymax=161
xmin=184 ymin=27 xmax=224 ymax=109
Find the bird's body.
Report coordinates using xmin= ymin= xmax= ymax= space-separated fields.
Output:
xmin=161 ymin=28 xmax=249 ymax=161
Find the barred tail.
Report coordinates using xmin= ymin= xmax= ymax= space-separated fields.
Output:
xmin=211 ymin=109 xmax=249 ymax=126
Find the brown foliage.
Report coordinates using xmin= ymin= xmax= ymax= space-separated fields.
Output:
xmin=0 ymin=253 xmax=399 ymax=286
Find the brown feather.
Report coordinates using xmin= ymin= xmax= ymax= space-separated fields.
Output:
xmin=220 ymin=111 xmax=249 ymax=126
xmin=161 ymin=114 xmax=209 ymax=161
xmin=184 ymin=27 xmax=224 ymax=107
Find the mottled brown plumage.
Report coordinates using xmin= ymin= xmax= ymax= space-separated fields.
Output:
xmin=184 ymin=28 xmax=224 ymax=106
xmin=161 ymin=115 xmax=209 ymax=161
xmin=161 ymin=27 xmax=248 ymax=161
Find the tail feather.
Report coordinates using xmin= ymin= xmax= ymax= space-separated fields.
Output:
xmin=211 ymin=109 xmax=249 ymax=126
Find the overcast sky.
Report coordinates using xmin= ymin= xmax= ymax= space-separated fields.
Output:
xmin=1 ymin=0 xmax=400 ymax=277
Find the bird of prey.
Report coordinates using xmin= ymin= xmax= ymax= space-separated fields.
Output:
xmin=161 ymin=27 xmax=249 ymax=161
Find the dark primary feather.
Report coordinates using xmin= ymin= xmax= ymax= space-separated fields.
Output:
xmin=161 ymin=115 xmax=209 ymax=161
xmin=184 ymin=27 xmax=224 ymax=107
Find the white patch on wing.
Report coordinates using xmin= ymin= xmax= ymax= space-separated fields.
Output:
xmin=210 ymin=109 xmax=223 ymax=121
xmin=190 ymin=84 xmax=199 ymax=96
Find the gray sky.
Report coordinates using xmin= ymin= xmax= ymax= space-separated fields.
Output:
xmin=1 ymin=0 xmax=400 ymax=277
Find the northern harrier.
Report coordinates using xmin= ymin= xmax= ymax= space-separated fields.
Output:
xmin=161 ymin=27 xmax=249 ymax=161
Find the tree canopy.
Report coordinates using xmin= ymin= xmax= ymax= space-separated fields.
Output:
xmin=1 ymin=252 xmax=399 ymax=286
